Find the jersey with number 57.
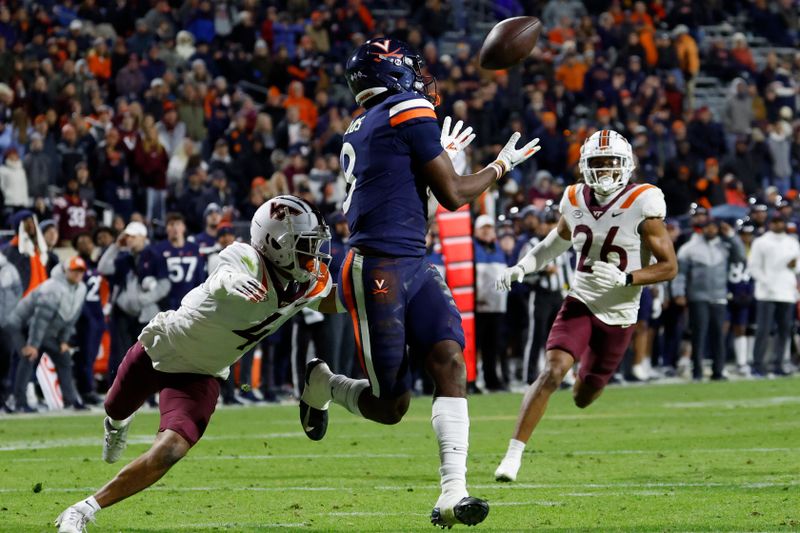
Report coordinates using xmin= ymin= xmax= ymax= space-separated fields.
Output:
xmin=340 ymin=92 xmax=443 ymax=257
xmin=560 ymin=182 xmax=667 ymax=325
xmin=138 ymin=241 xmax=331 ymax=378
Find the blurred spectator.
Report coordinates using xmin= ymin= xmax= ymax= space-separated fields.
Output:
xmin=7 ymin=256 xmax=88 ymax=412
xmin=767 ymin=110 xmax=793 ymax=191
xmin=3 ymin=210 xmax=58 ymax=296
xmin=98 ymin=221 xmax=168 ymax=381
xmin=695 ymin=158 xmax=726 ymax=208
xmin=156 ymin=101 xmax=187 ymax=158
xmin=519 ymin=209 xmax=572 ymax=384
xmin=0 ymin=148 xmax=28 ymax=208
xmin=23 ymin=134 xmax=55 ymax=200
xmin=190 ymin=203 xmax=222 ymax=257
xmin=748 ymin=215 xmax=800 ymax=376
xmin=722 ymin=79 xmax=753 ymax=151
xmin=720 ymin=136 xmax=761 ymax=196
xmin=147 ymin=212 xmax=204 ymax=312
xmin=40 ymin=219 xmax=59 ymax=250
xmin=134 ymin=123 xmax=169 ymax=222
xmin=53 ymin=173 xmax=92 ymax=246
xmin=688 ymin=107 xmax=726 ymax=160
xmin=0 ymin=249 xmax=21 ymax=411
xmin=673 ymin=219 xmax=744 ymax=380
xmin=728 ymin=223 xmax=756 ymax=375
xmin=72 ymin=231 xmax=108 ymax=405
xmin=474 ymin=215 xmax=509 ymax=391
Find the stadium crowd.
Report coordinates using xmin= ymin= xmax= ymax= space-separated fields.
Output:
xmin=1 ymin=0 xmax=800 ymax=412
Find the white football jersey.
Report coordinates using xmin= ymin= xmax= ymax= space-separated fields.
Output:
xmin=138 ymin=242 xmax=331 ymax=378
xmin=559 ymin=183 xmax=666 ymax=325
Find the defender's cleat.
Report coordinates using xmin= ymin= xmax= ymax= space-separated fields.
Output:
xmin=299 ymin=359 xmax=332 ymax=441
xmin=102 ymin=416 xmax=132 ymax=464
xmin=55 ymin=505 xmax=96 ymax=533
xmin=494 ymin=457 xmax=520 ymax=482
xmin=431 ymin=496 xmax=490 ymax=529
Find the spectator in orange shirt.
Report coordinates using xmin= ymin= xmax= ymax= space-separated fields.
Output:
xmin=283 ymin=80 xmax=318 ymax=131
xmin=87 ymin=38 xmax=111 ymax=82
xmin=547 ymin=16 xmax=577 ymax=46
xmin=730 ymin=33 xmax=756 ymax=73
xmin=555 ymin=51 xmax=588 ymax=94
xmin=673 ymin=25 xmax=699 ymax=80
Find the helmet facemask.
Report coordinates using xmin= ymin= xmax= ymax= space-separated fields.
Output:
xmin=581 ymin=155 xmax=633 ymax=197
xmin=290 ymin=226 xmax=332 ymax=284
xmin=252 ymin=199 xmax=332 ymax=285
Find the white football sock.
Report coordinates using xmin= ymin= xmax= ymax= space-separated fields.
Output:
xmin=504 ymin=438 xmax=526 ymax=462
xmin=734 ymin=336 xmax=748 ymax=367
xmin=107 ymin=415 xmax=133 ymax=429
xmin=432 ymin=397 xmax=469 ymax=501
xmin=73 ymin=495 xmax=101 ymax=516
xmin=329 ymin=375 xmax=369 ymax=416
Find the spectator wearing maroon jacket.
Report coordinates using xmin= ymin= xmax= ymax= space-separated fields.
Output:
xmin=53 ymin=173 xmax=92 ymax=247
xmin=134 ymin=123 xmax=168 ymax=223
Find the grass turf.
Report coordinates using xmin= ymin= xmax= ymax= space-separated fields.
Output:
xmin=1 ymin=378 xmax=799 ymax=532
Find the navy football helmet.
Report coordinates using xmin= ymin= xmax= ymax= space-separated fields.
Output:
xmin=345 ymin=37 xmax=438 ymax=106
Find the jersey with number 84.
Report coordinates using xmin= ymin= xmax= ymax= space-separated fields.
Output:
xmin=138 ymin=242 xmax=331 ymax=378
xmin=560 ymin=183 xmax=666 ymax=325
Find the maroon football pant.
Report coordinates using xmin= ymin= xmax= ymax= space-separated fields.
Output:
xmin=546 ymin=297 xmax=635 ymax=389
xmin=104 ymin=342 xmax=220 ymax=446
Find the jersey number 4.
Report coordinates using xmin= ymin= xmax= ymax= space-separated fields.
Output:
xmin=574 ymin=225 xmax=628 ymax=272
xmin=232 ymin=313 xmax=281 ymax=351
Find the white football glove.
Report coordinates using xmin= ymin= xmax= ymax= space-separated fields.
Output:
xmin=492 ymin=132 xmax=541 ymax=177
xmin=440 ymin=116 xmax=476 ymax=159
xmin=496 ymin=265 xmax=526 ymax=292
xmin=591 ymin=261 xmax=628 ymax=290
xmin=225 ymin=273 xmax=268 ymax=303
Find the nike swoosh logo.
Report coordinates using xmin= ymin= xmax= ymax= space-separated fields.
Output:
xmin=612 ymin=212 xmax=622 ymax=217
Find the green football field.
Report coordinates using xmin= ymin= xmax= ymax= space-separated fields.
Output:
xmin=1 ymin=378 xmax=799 ymax=532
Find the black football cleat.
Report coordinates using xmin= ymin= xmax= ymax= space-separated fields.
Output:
xmin=299 ymin=359 xmax=331 ymax=441
xmin=431 ymin=496 xmax=490 ymax=529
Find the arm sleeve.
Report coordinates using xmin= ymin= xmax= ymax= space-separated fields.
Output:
xmin=516 ymin=228 xmax=573 ymax=275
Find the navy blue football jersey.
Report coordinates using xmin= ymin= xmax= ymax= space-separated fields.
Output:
xmin=149 ymin=239 xmax=206 ymax=310
xmin=340 ymin=92 xmax=443 ymax=257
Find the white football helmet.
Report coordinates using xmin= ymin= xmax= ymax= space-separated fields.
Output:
xmin=250 ymin=195 xmax=331 ymax=283
xmin=578 ymin=129 xmax=635 ymax=196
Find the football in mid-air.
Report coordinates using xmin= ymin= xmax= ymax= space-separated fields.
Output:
xmin=478 ymin=16 xmax=542 ymax=70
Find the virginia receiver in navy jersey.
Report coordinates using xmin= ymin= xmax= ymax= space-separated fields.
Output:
xmin=341 ymin=91 xmax=443 ymax=257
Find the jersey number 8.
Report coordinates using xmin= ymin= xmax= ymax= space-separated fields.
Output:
xmin=340 ymin=142 xmax=357 ymax=213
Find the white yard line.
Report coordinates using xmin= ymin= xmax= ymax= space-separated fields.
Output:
xmin=6 ymin=444 xmax=799 ymax=459
xmin=1 ymin=479 xmax=796 ymax=494
xmin=664 ymin=396 xmax=800 ymax=409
